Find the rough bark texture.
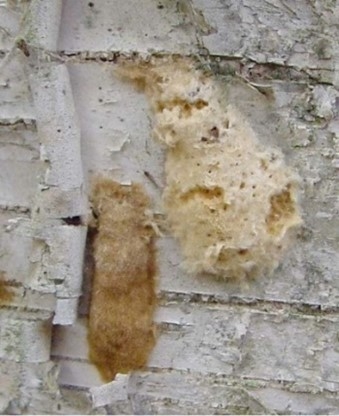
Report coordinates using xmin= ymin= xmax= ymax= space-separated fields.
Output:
xmin=1 ymin=0 xmax=339 ymax=414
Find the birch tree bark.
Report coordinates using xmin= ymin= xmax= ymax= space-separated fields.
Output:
xmin=1 ymin=0 xmax=339 ymax=414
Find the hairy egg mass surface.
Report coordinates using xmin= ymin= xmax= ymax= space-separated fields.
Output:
xmin=88 ymin=179 xmax=157 ymax=381
xmin=118 ymin=58 xmax=302 ymax=279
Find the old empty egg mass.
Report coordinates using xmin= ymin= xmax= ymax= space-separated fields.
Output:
xmin=118 ymin=57 xmax=302 ymax=280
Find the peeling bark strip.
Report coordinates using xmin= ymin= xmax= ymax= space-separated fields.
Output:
xmin=118 ymin=57 xmax=302 ymax=280
xmin=88 ymin=178 xmax=157 ymax=382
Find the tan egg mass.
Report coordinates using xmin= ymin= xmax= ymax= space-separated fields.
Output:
xmin=118 ymin=58 xmax=302 ymax=280
xmin=88 ymin=179 xmax=157 ymax=382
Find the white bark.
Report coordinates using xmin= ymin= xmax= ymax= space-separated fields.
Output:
xmin=0 ymin=0 xmax=339 ymax=414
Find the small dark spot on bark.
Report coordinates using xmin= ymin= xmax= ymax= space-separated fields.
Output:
xmin=62 ymin=216 xmax=83 ymax=226
xmin=88 ymin=2 xmax=94 ymax=7
xmin=16 ymin=38 xmax=30 ymax=57
xmin=144 ymin=171 xmax=159 ymax=188
xmin=210 ymin=126 xmax=219 ymax=139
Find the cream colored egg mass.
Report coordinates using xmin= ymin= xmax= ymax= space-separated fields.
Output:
xmin=118 ymin=58 xmax=302 ymax=280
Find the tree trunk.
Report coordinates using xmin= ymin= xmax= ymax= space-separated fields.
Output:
xmin=0 ymin=0 xmax=339 ymax=414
